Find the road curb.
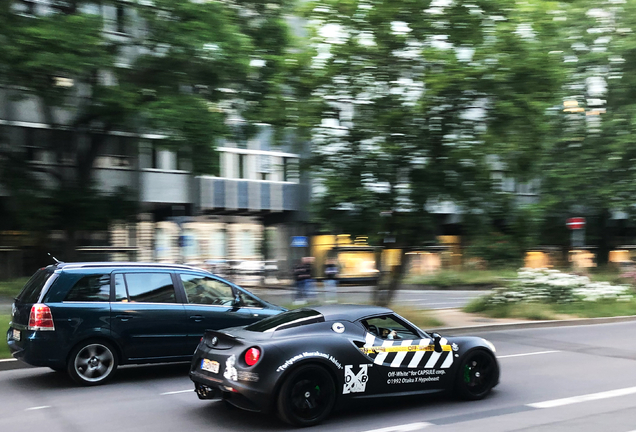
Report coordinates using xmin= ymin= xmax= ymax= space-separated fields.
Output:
xmin=432 ymin=314 xmax=636 ymax=334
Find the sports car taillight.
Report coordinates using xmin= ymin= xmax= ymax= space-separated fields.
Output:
xmin=244 ymin=347 xmax=261 ymax=366
xmin=28 ymin=304 xmax=55 ymax=331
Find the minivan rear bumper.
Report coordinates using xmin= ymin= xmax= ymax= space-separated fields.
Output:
xmin=6 ymin=327 xmax=66 ymax=368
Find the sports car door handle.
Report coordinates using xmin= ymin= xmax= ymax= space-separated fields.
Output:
xmin=189 ymin=315 xmax=204 ymax=322
xmin=115 ymin=314 xmax=133 ymax=321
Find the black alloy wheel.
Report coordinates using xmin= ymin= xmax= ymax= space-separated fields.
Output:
xmin=277 ymin=364 xmax=336 ymax=426
xmin=67 ymin=340 xmax=118 ymax=386
xmin=456 ymin=349 xmax=499 ymax=400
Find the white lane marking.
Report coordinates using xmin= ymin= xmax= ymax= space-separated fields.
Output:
xmin=498 ymin=350 xmax=560 ymax=359
xmin=160 ymin=389 xmax=192 ymax=395
xmin=0 ymin=358 xmax=18 ymax=362
xmin=363 ymin=422 xmax=433 ymax=432
xmin=528 ymin=386 xmax=636 ymax=409
xmin=25 ymin=406 xmax=51 ymax=411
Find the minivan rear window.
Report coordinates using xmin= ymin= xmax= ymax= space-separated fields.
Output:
xmin=64 ymin=274 xmax=111 ymax=302
xmin=245 ymin=309 xmax=324 ymax=332
xmin=16 ymin=268 xmax=54 ymax=304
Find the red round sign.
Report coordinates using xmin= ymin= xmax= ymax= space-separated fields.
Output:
xmin=566 ymin=217 xmax=586 ymax=230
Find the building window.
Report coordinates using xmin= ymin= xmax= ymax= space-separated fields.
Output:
xmin=155 ymin=228 xmax=171 ymax=260
xmin=238 ymin=154 xmax=246 ymax=179
xmin=283 ymin=157 xmax=299 ymax=182
xmin=211 ymin=229 xmax=227 ymax=258
xmin=241 ymin=230 xmax=254 ymax=257
xmin=23 ymin=128 xmax=45 ymax=162
xmin=24 ymin=0 xmax=36 ymax=15
xmin=181 ymin=229 xmax=199 ymax=259
xmin=116 ymin=3 xmax=126 ymax=33
xmin=259 ymin=154 xmax=271 ymax=180
xmin=151 ymin=145 xmax=159 ymax=168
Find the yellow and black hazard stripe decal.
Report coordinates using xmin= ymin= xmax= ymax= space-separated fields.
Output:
xmin=359 ymin=344 xmax=452 ymax=354
xmin=361 ymin=332 xmax=455 ymax=369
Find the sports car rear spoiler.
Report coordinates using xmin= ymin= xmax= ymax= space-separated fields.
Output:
xmin=201 ymin=330 xmax=241 ymax=350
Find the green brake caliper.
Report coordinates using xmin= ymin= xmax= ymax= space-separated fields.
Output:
xmin=315 ymin=385 xmax=321 ymax=396
xmin=464 ymin=365 xmax=471 ymax=383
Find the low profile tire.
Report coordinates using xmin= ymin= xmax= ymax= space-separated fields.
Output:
xmin=277 ymin=364 xmax=336 ymax=427
xmin=67 ymin=340 xmax=118 ymax=386
xmin=455 ymin=349 xmax=499 ymax=400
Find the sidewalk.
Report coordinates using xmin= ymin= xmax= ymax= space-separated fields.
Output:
xmin=428 ymin=308 xmax=531 ymax=329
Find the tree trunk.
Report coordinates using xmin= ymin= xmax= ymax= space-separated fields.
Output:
xmin=374 ymin=248 xmax=407 ymax=307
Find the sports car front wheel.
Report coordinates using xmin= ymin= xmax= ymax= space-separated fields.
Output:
xmin=276 ymin=364 xmax=336 ymax=426
xmin=455 ymin=349 xmax=499 ymax=400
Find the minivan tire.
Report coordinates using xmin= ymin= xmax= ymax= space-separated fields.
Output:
xmin=67 ymin=340 xmax=118 ymax=386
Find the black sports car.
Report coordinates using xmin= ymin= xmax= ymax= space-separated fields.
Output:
xmin=189 ymin=304 xmax=499 ymax=426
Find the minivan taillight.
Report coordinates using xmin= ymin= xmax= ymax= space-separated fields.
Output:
xmin=28 ymin=304 xmax=55 ymax=331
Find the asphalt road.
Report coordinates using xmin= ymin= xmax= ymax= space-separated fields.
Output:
xmin=3 ymin=321 xmax=636 ymax=432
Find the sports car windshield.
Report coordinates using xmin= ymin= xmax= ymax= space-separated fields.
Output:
xmin=245 ymin=309 xmax=324 ymax=332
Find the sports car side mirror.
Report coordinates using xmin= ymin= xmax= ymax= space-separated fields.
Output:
xmin=432 ymin=332 xmax=443 ymax=353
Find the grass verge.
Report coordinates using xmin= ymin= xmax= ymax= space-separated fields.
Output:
xmin=403 ymin=269 xmax=517 ymax=288
xmin=0 ymin=278 xmax=28 ymax=300
xmin=390 ymin=305 xmax=444 ymax=329
xmin=464 ymin=297 xmax=636 ymax=320
xmin=1 ymin=314 xmax=11 ymax=359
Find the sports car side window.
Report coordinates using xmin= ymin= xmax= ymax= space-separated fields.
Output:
xmin=180 ymin=274 xmax=235 ymax=306
xmin=362 ymin=316 xmax=420 ymax=340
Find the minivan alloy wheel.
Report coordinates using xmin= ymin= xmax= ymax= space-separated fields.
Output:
xmin=69 ymin=342 xmax=117 ymax=385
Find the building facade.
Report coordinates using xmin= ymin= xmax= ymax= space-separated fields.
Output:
xmin=0 ymin=2 xmax=309 ymax=277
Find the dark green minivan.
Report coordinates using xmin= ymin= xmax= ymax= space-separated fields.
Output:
xmin=6 ymin=262 xmax=284 ymax=385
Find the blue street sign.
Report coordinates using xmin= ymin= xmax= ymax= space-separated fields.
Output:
xmin=290 ymin=236 xmax=309 ymax=247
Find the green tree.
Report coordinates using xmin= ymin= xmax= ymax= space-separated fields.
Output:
xmin=302 ymin=0 xmax=563 ymax=303
xmin=537 ymin=0 xmax=636 ymax=262
xmin=0 ymin=0 xmax=293 ymax=258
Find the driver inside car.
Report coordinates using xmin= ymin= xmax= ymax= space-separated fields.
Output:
xmin=382 ymin=328 xmax=399 ymax=339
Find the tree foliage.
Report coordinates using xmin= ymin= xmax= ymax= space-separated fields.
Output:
xmin=536 ymin=0 xmax=636 ymax=261
xmin=303 ymin=0 xmax=563 ymax=247
xmin=0 ymin=0 xmax=294 ymax=255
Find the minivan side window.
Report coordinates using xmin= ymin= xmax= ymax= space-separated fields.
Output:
xmin=238 ymin=291 xmax=263 ymax=308
xmin=180 ymin=274 xmax=234 ymax=306
xmin=125 ymin=273 xmax=176 ymax=303
xmin=114 ymin=274 xmax=128 ymax=302
xmin=64 ymin=274 xmax=111 ymax=302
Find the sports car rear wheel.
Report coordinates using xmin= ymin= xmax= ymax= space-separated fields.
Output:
xmin=277 ymin=364 xmax=336 ymax=426
xmin=455 ymin=349 xmax=498 ymax=400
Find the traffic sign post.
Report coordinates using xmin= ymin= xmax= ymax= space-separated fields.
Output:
xmin=566 ymin=217 xmax=586 ymax=248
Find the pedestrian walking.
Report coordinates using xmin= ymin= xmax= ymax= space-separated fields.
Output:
xmin=323 ymin=258 xmax=339 ymax=303
xmin=293 ymin=257 xmax=311 ymax=304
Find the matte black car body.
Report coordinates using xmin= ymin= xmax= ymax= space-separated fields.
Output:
xmin=7 ymin=262 xmax=284 ymax=385
xmin=189 ymin=304 xmax=500 ymax=426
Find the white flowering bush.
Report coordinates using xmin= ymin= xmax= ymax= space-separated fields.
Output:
xmin=483 ymin=268 xmax=633 ymax=306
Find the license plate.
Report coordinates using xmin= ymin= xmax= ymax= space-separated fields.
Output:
xmin=12 ymin=329 xmax=20 ymax=341
xmin=201 ymin=359 xmax=219 ymax=374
